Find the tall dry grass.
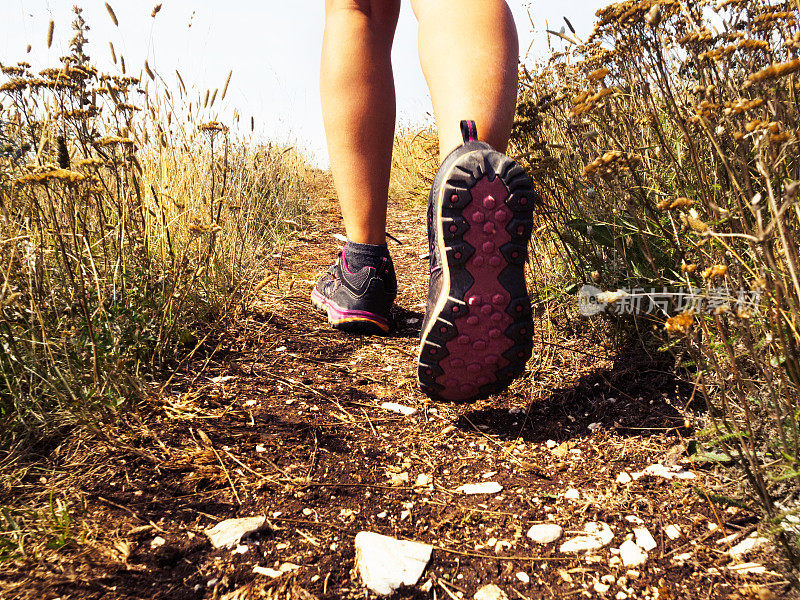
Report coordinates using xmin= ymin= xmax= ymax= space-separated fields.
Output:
xmin=512 ymin=0 xmax=800 ymax=571
xmin=0 ymin=7 xmax=309 ymax=446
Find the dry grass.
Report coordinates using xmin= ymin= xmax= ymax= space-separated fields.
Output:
xmin=0 ymin=6 xmax=309 ymax=557
xmin=511 ymin=0 xmax=800 ymax=572
xmin=389 ymin=123 xmax=438 ymax=205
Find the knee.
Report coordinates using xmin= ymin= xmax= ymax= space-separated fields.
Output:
xmin=325 ymin=0 xmax=400 ymax=32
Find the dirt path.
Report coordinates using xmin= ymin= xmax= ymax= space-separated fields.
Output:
xmin=2 ymin=190 xmax=789 ymax=599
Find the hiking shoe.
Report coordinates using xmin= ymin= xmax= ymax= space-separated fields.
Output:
xmin=417 ymin=120 xmax=538 ymax=401
xmin=311 ymin=250 xmax=397 ymax=334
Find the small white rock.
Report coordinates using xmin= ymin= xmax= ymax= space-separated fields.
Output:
xmin=545 ymin=440 xmax=557 ymax=449
xmin=474 ymin=584 xmax=509 ymax=600
xmin=564 ymin=488 xmax=580 ymax=500
xmin=664 ymin=524 xmax=682 ymax=540
xmin=205 ymin=516 xmax=266 ymax=549
xmin=729 ymin=535 xmax=769 ymax=560
xmin=527 ymin=524 xmax=563 ymax=544
xmin=588 ymin=422 xmax=603 ymax=432
xmin=616 ymin=472 xmax=632 ymax=485
xmin=642 ymin=463 xmax=696 ymax=480
xmin=559 ymin=522 xmax=614 ymax=553
xmin=672 ymin=552 xmax=693 ymax=565
xmin=594 ymin=581 xmax=611 ymax=594
xmin=516 ymin=572 xmax=530 ymax=584
xmin=620 ymin=539 xmax=648 ymax=567
xmin=253 ymin=566 xmax=282 ymax=578
xmin=633 ymin=528 xmax=657 ymax=551
xmin=381 ymin=402 xmax=417 ymax=416
xmin=150 ymin=536 xmax=166 ymax=549
xmin=616 ymin=593 xmax=628 ymax=600
xmin=233 ymin=544 xmax=249 ymax=554
xmin=354 ymin=531 xmax=432 ymax=596
xmin=457 ymin=482 xmax=503 ymax=495
xmin=624 ymin=515 xmax=644 ymax=525
xmin=414 ymin=473 xmax=433 ymax=488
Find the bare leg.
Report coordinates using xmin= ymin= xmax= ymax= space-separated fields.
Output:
xmin=321 ymin=0 xmax=400 ymax=245
xmin=410 ymin=0 xmax=519 ymax=157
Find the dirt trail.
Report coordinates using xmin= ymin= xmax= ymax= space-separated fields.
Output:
xmin=2 ymin=189 xmax=789 ymax=599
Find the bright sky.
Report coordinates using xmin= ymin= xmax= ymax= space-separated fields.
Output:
xmin=0 ymin=0 xmax=612 ymax=166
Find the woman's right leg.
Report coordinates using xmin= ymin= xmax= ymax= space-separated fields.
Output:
xmin=321 ymin=0 xmax=401 ymax=245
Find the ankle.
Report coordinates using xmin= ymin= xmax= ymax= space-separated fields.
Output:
xmin=343 ymin=240 xmax=392 ymax=272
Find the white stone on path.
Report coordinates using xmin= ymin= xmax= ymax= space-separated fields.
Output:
xmin=624 ymin=515 xmax=644 ymax=524
xmin=620 ymin=539 xmax=648 ymax=567
xmin=641 ymin=463 xmax=696 ymax=480
xmin=527 ymin=524 xmax=563 ymax=544
xmin=381 ymin=402 xmax=417 ymax=416
xmin=729 ymin=535 xmax=769 ymax=560
xmin=665 ymin=524 xmax=682 ymax=540
xmin=633 ymin=528 xmax=657 ymax=551
xmin=564 ymin=488 xmax=580 ymax=500
xmin=616 ymin=472 xmax=632 ymax=485
xmin=253 ymin=563 xmax=300 ymax=578
xmin=474 ymin=584 xmax=509 ymax=600
xmin=457 ymin=481 xmax=503 ymax=495
xmin=516 ymin=572 xmax=530 ymax=584
xmin=354 ymin=531 xmax=432 ymax=596
xmin=205 ymin=516 xmax=267 ymax=549
xmin=559 ymin=522 xmax=614 ymax=553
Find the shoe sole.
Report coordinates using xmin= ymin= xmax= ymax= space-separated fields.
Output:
xmin=417 ymin=149 xmax=536 ymax=401
xmin=311 ymin=288 xmax=389 ymax=335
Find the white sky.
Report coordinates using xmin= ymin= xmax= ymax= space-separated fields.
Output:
xmin=0 ymin=0 xmax=612 ymax=166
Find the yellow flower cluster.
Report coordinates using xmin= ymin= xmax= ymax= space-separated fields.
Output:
xmin=16 ymin=168 xmax=87 ymax=185
xmin=583 ymin=150 xmax=641 ymax=178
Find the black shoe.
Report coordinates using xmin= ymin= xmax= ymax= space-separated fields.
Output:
xmin=312 ymin=250 xmax=397 ymax=334
xmin=417 ymin=120 xmax=539 ymax=401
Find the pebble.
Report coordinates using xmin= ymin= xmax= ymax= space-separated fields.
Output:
xmin=729 ymin=535 xmax=769 ymax=560
xmin=564 ymin=488 xmax=580 ymax=500
xmin=253 ymin=563 xmax=299 ymax=578
xmin=620 ymin=539 xmax=648 ymax=567
xmin=354 ymin=531 xmax=432 ymax=596
xmin=457 ymin=482 xmax=503 ymax=495
xmin=516 ymin=572 xmax=530 ymax=584
xmin=624 ymin=515 xmax=644 ymax=525
xmin=545 ymin=440 xmax=557 ymax=449
xmin=474 ymin=584 xmax=509 ymax=600
xmin=665 ymin=524 xmax=682 ymax=539
xmin=150 ymin=536 xmax=166 ymax=549
xmin=594 ymin=581 xmax=611 ymax=594
xmin=559 ymin=522 xmax=614 ymax=553
xmin=633 ymin=527 xmax=657 ymax=551
xmin=381 ymin=402 xmax=417 ymax=416
xmin=205 ymin=516 xmax=267 ymax=549
xmin=616 ymin=472 xmax=632 ymax=485
xmin=527 ymin=524 xmax=563 ymax=544
xmin=640 ymin=463 xmax=696 ymax=480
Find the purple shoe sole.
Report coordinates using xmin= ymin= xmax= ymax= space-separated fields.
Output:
xmin=417 ymin=150 xmax=536 ymax=401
